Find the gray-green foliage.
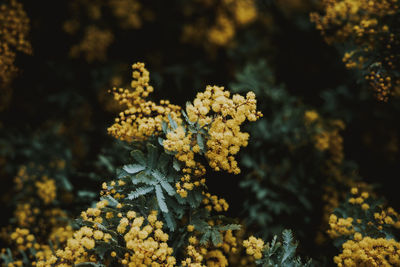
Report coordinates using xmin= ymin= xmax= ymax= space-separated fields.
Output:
xmin=257 ymin=230 xmax=313 ymax=267
xmin=230 ymin=60 xmax=329 ymax=239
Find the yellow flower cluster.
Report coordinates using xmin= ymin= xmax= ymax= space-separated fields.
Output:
xmin=108 ymin=62 xmax=181 ymax=142
xmin=181 ymin=0 xmax=257 ymax=48
xmin=186 ymin=85 xmax=262 ymax=174
xmin=314 ymin=120 xmax=345 ymax=165
xmin=0 ymin=0 xmax=32 ymax=109
xmin=310 ymin=0 xmax=400 ymax=101
xmin=109 ymin=0 xmax=144 ymax=29
xmin=334 ymin=237 xmax=400 ymax=266
xmin=181 ymin=232 xmax=236 ymax=267
xmin=35 ymin=176 xmax=57 ymax=204
xmin=374 ymin=207 xmax=400 ymax=229
xmin=327 ymin=214 xmax=355 ymax=238
xmin=202 ymin=192 xmax=229 ymax=212
xmin=14 ymin=203 xmax=37 ymax=227
xmin=310 ymin=0 xmax=398 ymax=44
xmin=119 ymin=211 xmax=176 ymax=266
xmin=64 ymin=0 xmax=146 ymax=62
xmin=38 ymin=198 xmax=177 ymax=266
xmin=243 ymin=236 xmax=264 ymax=260
xmin=9 ymin=228 xmax=35 ymax=251
xmin=304 ymin=110 xmax=319 ymax=124
xmin=69 ymin=25 xmax=114 ymax=62
xmin=348 ymin=187 xmax=370 ymax=210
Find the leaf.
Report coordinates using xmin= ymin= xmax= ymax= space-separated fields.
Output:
xmin=131 ymin=150 xmax=146 ymax=165
xmin=168 ymin=114 xmax=178 ymax=129
xmin=127 ymin=186 xmax=154 ymax=200
xmin=123 ymin=164 xmax=145 ymax=174
xmin=75 ymin=263 xmax=106 ymax=267
xmin=157 ymin=152 xmax=170 ymax=171
xmin=116 ymin=168 xmax=128 ymax=179
xmin=196 ymin=134 xmax=205 ymax=150
xmin=200 ymin=231 xmax=211 ymax=245
xmin=210 ymin=230 xmax=222 ymax=246
xmin=182 ymin=110 xmax=191 ymax=123
xmin=218 ymin=224 xmax=241 ymax=231
xmin=155 ymin=184 xmax=168 ymax=212
xmin=77 ymin=190 xmax=97 ymax=199
xmin=173 ymin=158 xmax=181 ymax=171
xmin=162 ymin=121 xmax=168 ymax=133
xmin=147 ymin=143 xmax=158 ymax=169
xmin=163 ymin=211 xmax=176 ymax=232
xmin=281 ymin=229 xmax=297 ymax=263
xmin=102 ymin=195 xmax=119 ymax=207
xmin=160 ymin=179 xmax=175 ymax=196
xmin=158 ymin=137 xmax=164 ymax=147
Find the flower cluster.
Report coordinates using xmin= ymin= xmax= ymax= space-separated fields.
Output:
xmin=181 ymin=0 xmax=258 ymax=48
xmin=0 ymin=0 xmax=31 ymax=109
xmin=334 ymin=237 xmax=400 ymax=266
xmin=185 ymin=85 xmax=262 ymax=174
xmin=64 ymin=0 xmax=148 ymax=61
xmin=310 ymin=0 xmax=400 ymax=101
xmin=35 ymin=176 xmax=57 ymax=204
xmin=243 ymin=236 xmax=264 ymax=260
xmin=108 ymin=62 xmax=182 ymax=141
xmin=181 ymin=230 xmax=238 ymax=267
xmin=38 ymin=198 xmax=177 ymax=266
xmin=327 ymin=214 xmax=355 ymax=238
xmin=202 ymin=192 xmax=229 ymax=212
xmin=69 ymin=26 xmax=114 ymax=62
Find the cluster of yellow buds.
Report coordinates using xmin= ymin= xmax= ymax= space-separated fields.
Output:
xmin=304 ymin=110 xmax=319 ymax=124
xmin=118 ymin=210 xmax=176 ymax=266
xmin=182 ymin=234 xmax=233 ymax=267
xmin=334 ymin=236 xmax=400 ymax=266
xmin=181 ymin=0 xmax=257 ymax=47
xmin=327 ymin=214 xmax=355 ymax=238
xmin=64 ymin=0 xmax=146 ymax=62
xmin=108 ymin=62 xmax=182 ymax=142
xmin=202 ymin=192 xmax=229 ymax=212
xmin=0 ymin=0 xmax=32 ymax=90
xmin=35 ymin=176 xmax=57 ymax=204
xmin=313 ymin=120 xmax=345 ymax=165
xmin=373 ymin=207 xmax=400 ymax=228
xmin=310 ymin=0 xmax=400 ymax=101
xmin=186 ymin=85 xmax=262 ymax=174
xmin=69 ymin=26 xmax=114 ymax=62
xmin=348 ymin=187 xmax=370 ymax=210
xmin=243 ymin=236 xmax=265 ymax=260
xmin=10 ymin=228 xmax=35 ymax=251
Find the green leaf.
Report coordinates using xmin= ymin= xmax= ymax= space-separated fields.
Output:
xmin=163 ymin=211 xmax=176 ymax=232
xmin=200 ymin=231 xmax=211 ymax=245
xmin=147 ymin=143 xmax=158 ymax=169
xmin=75 ymin=263 xmax=106 ymax=267
xmin=157 ymin=152 xmax=170 ymax=171
xmin=218 ymin=224 xmax=241 ymax=231
xmin=160 ymin=179 xmax=175 ymax=196
xmin=102 ymin=195 xmax=119 ymax=207
xmin=211 ymin=230 xmax=222 ymax=246
xmin=168 ymin=114 xmax=178 ymax=129
xmin=78 ymin=190 xmax=97 ymax=199
xmin=123 ymin=164 xmax=145 ymax=174
xmin=127 ymin=186 xmax=154 ymax=200
xmin=196 ymin=134 xmax=205 ymax=150
xmin=173 ymin=158 xmax=181 ymax=171
xmin=131 ymin=150 xmax=146 ymax=165
xmin=162 ymin=121 xmax=168 ymax=133
xmin=155 ymin=184 xmax=168 ymax=212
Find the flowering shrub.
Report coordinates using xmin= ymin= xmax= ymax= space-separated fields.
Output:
xmin=2 ymin=1 xmax=400 ymax=266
